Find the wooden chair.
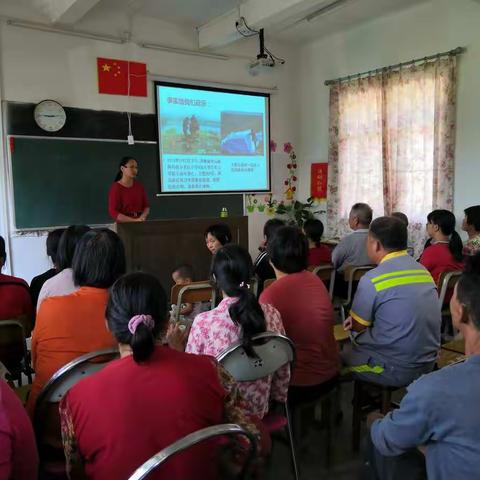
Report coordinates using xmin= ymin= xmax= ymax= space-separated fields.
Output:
xmin=263 ymin=278 xmax=276 ymax=290
xmin=0 ymin=320 xmax=34 ymax=386
xmin=336 ymin=266 xmax=375 ymax=322
xmin=170 ymin=281 xmax=216 ymax=322
xmin=34 ymin=348 xmax=119 ymax=476
xmin=312 ymin=264 xmax=335 ymax=299
xmin=127 ymin=424 xmax=257 ymax=480
xmin=217 ymin=332 xmax=299 ymax=480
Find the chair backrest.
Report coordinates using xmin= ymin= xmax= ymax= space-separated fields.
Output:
xmin=312 ymin=264 xmax=335 ymax=299
xmin=438 ymin=270 xmax=463 ymax=306
xmin=0 ymin=320 xmax=28 ymax=373
xmin=127 ymin=423 xmax=257 ymax=480
xmin=263 ymin=278 xmax=276 ymax=290
xmin=171 ymin=281 xmax=216 ymax=321
xmin=217 ymin=332 xmax=295 ymax=382
xmin=34 ymin=348 xmax=119 ymax=464
xmin=344 ymin=266 xmax=374 ymax=303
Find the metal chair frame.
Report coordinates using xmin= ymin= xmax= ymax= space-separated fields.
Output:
xmin=0 ymin=320 xmax=34 ymax=386
xmin=217 ymin=332 xmax=299 ymax=480
xmin=128 ymin=423 xmax=257 ymax=480
xmin=34 ymin=348 xmax=119 ymax=471
xmin=171 ymin=282 xmax=217 ymax=322
xmin=438 ymin=270 xmax=462 ymax=307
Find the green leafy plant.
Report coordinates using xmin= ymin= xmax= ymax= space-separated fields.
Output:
xmin=275 ymin=197 xmax=324 ymax=227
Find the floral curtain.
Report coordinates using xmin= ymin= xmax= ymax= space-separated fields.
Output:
xmin=327 ymin=57 xmax=457 ymax=255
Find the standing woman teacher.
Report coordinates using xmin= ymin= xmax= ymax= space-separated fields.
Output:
xmin=108 ymin=156 xmax=150 ymax=223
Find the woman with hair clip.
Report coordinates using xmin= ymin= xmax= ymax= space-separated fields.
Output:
xmin=108 ymin=156 xmax=150 ymax=223
xmin=175 ymin=244 xmax=290 ymax=419
xmin=420 ymin=209 xmax=465 ymax=288
xmin=59 ymin=272 xmax=261 ymax=480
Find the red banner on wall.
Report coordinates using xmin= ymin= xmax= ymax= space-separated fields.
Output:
xmin=311 ymin=163 xmax=328 ymax=199
xmin=97 ymin=57 xmax=147 ymax=97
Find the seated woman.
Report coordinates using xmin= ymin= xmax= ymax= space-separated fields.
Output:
xmin=37 ymin=225 xmax=90 ymax=310
xmin=462 ymin=205 xmax=480 ymax=256
xmin=259 ymin=226 xmax=340 ymax=404
xmin=205 ymin=223 xmax=232 ymax=255
xmin=30 ymin=228 xmax=65 ymax=313
xmin=0 ymin=236 xmax=33 ymax=336
xmin=303 ymin=218 xmax=331 ymax=267
xmin=182 ymin=244 xmax=290 ymax=419
xmin=27 ymin=229 xmax=125 ymax=415
xmin=420 ymin=210 xmax=464 ymax=288
xmin=0 ymin=378 xmax=38 ymax=480
xmin=60 ymin=272 xmax=261 ymax=480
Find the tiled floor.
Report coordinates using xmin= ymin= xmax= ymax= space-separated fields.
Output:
xmin=268 ymin=382 xmax=365 ymax=480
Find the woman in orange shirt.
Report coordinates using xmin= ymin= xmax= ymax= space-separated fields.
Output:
xmin=27 ymin=229 xmax=126 ymax=415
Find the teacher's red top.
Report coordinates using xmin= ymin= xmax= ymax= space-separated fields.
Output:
xmin=108 ymin=180 xmax=149 ymax=221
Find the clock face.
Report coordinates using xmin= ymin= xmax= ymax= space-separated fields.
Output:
xmin=34 ymin=100 xmax=66 ymax=132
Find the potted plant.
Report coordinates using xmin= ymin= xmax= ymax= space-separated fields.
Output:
xmin=275 ymin=197 xmax=324 ymax=228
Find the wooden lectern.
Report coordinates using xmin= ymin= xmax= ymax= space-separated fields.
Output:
xmin=117 ymin=216 xmax=248 ymax=292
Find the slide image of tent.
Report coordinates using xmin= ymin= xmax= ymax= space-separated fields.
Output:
xmin=220 ymin=112 xmax=264 ymax=155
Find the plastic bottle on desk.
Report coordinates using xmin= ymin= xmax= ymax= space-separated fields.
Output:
xmin=220 ymin=207 xmax=228 ymax=218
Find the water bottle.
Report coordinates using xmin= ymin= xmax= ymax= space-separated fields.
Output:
xmin=220 ymin=207 xmax=228 ymax=218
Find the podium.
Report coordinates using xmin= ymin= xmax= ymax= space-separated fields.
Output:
xmin=117 ymin=216 xmax=248 ymax=292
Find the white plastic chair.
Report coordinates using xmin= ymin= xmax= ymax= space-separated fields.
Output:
xmin=217 ymin=332 xmax=299 ymax=480
xmin=128 ymin=423 xmax=257 ymax=480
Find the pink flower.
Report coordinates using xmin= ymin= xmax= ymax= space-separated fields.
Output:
xmin=292 ymin=176 xmax=297 ymax=181
xmin=264 ymin=195 xmax=270 ymax=202
xmin=283 ymin=142 xmax=293 ymax=154
xmin=270 ymin=140 xmax=277 ymax=152
xmin=284 ymin=180 xmax=289 ymax=186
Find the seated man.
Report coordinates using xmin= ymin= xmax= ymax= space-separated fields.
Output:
xmin=333 ymin=202 xmax=373 ymax=273
xmin=333 ymin=203 xmax=373 ymax=297
xmin=367 ymin=254 xmax=480 ymax=480
xmin=342 ymin=217 xmax=441 ymax=387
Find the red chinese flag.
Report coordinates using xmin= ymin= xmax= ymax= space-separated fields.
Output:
xmin=97 ymin=57 xmax=147 ymax=97
xmin=311 ymin=163 xmax=328 ymax=199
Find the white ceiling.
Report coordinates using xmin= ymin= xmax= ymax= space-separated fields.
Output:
xmin=0 ymin=0 xmax=431 ymax=43
xmin=275 ymin=0 xmax=429 ymax=43
xmin=87 ymin=0 xmax=242 ymax=27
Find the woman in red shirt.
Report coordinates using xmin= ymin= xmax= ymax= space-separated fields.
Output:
xmin=420 ymin=210 xmax=464 ymax=288
xmin=60 ymin=272 xmax=260 ymax=480
xmin=303 ymin=219 xmax=332 ymax=267
xmin=108 ymin=156 xmax=150 ymax=223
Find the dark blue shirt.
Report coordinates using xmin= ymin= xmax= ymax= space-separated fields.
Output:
xmin=371 ymin=355 xmax=480 ymax=480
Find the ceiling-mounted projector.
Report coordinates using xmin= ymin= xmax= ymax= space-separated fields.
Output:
xmin=248 ymin=55 xmax=276 ymax=76
xmin=235 ymin=18 xmax=285 ymax=76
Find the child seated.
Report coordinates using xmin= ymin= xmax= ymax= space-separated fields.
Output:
xmin=303 ymin=219 xmax=332 ymax=266
xmin=171 ymin=264 xmax=203 ymax=325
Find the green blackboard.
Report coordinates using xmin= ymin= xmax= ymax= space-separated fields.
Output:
xmin=10 ymin=137 xmax=244 ymax=229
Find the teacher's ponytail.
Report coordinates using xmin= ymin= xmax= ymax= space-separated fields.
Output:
xmin=212 ymin=244 xmax=266 ymax=357
xmin=114 ymin=156 xmax=135 ymax=182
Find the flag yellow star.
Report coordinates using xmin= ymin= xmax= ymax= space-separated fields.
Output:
xmin=102 ymin=64 xmax=111 ymax=72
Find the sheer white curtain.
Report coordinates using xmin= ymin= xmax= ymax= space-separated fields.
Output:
xmin=327 ymin=57 xmax=457 ymax=254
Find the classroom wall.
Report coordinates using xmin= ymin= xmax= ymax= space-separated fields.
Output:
xmin=296 ymin=0 xmax=480 ymax=235
xmin=0 ymin=11 xmax=299 ymax=281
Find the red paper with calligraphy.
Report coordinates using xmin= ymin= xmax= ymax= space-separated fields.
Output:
xmin=311 ymin=163 xmax=328 ymax=199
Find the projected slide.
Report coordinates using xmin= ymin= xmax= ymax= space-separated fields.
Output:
xmin=155 ymin=82 xmax=270 ymax=194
